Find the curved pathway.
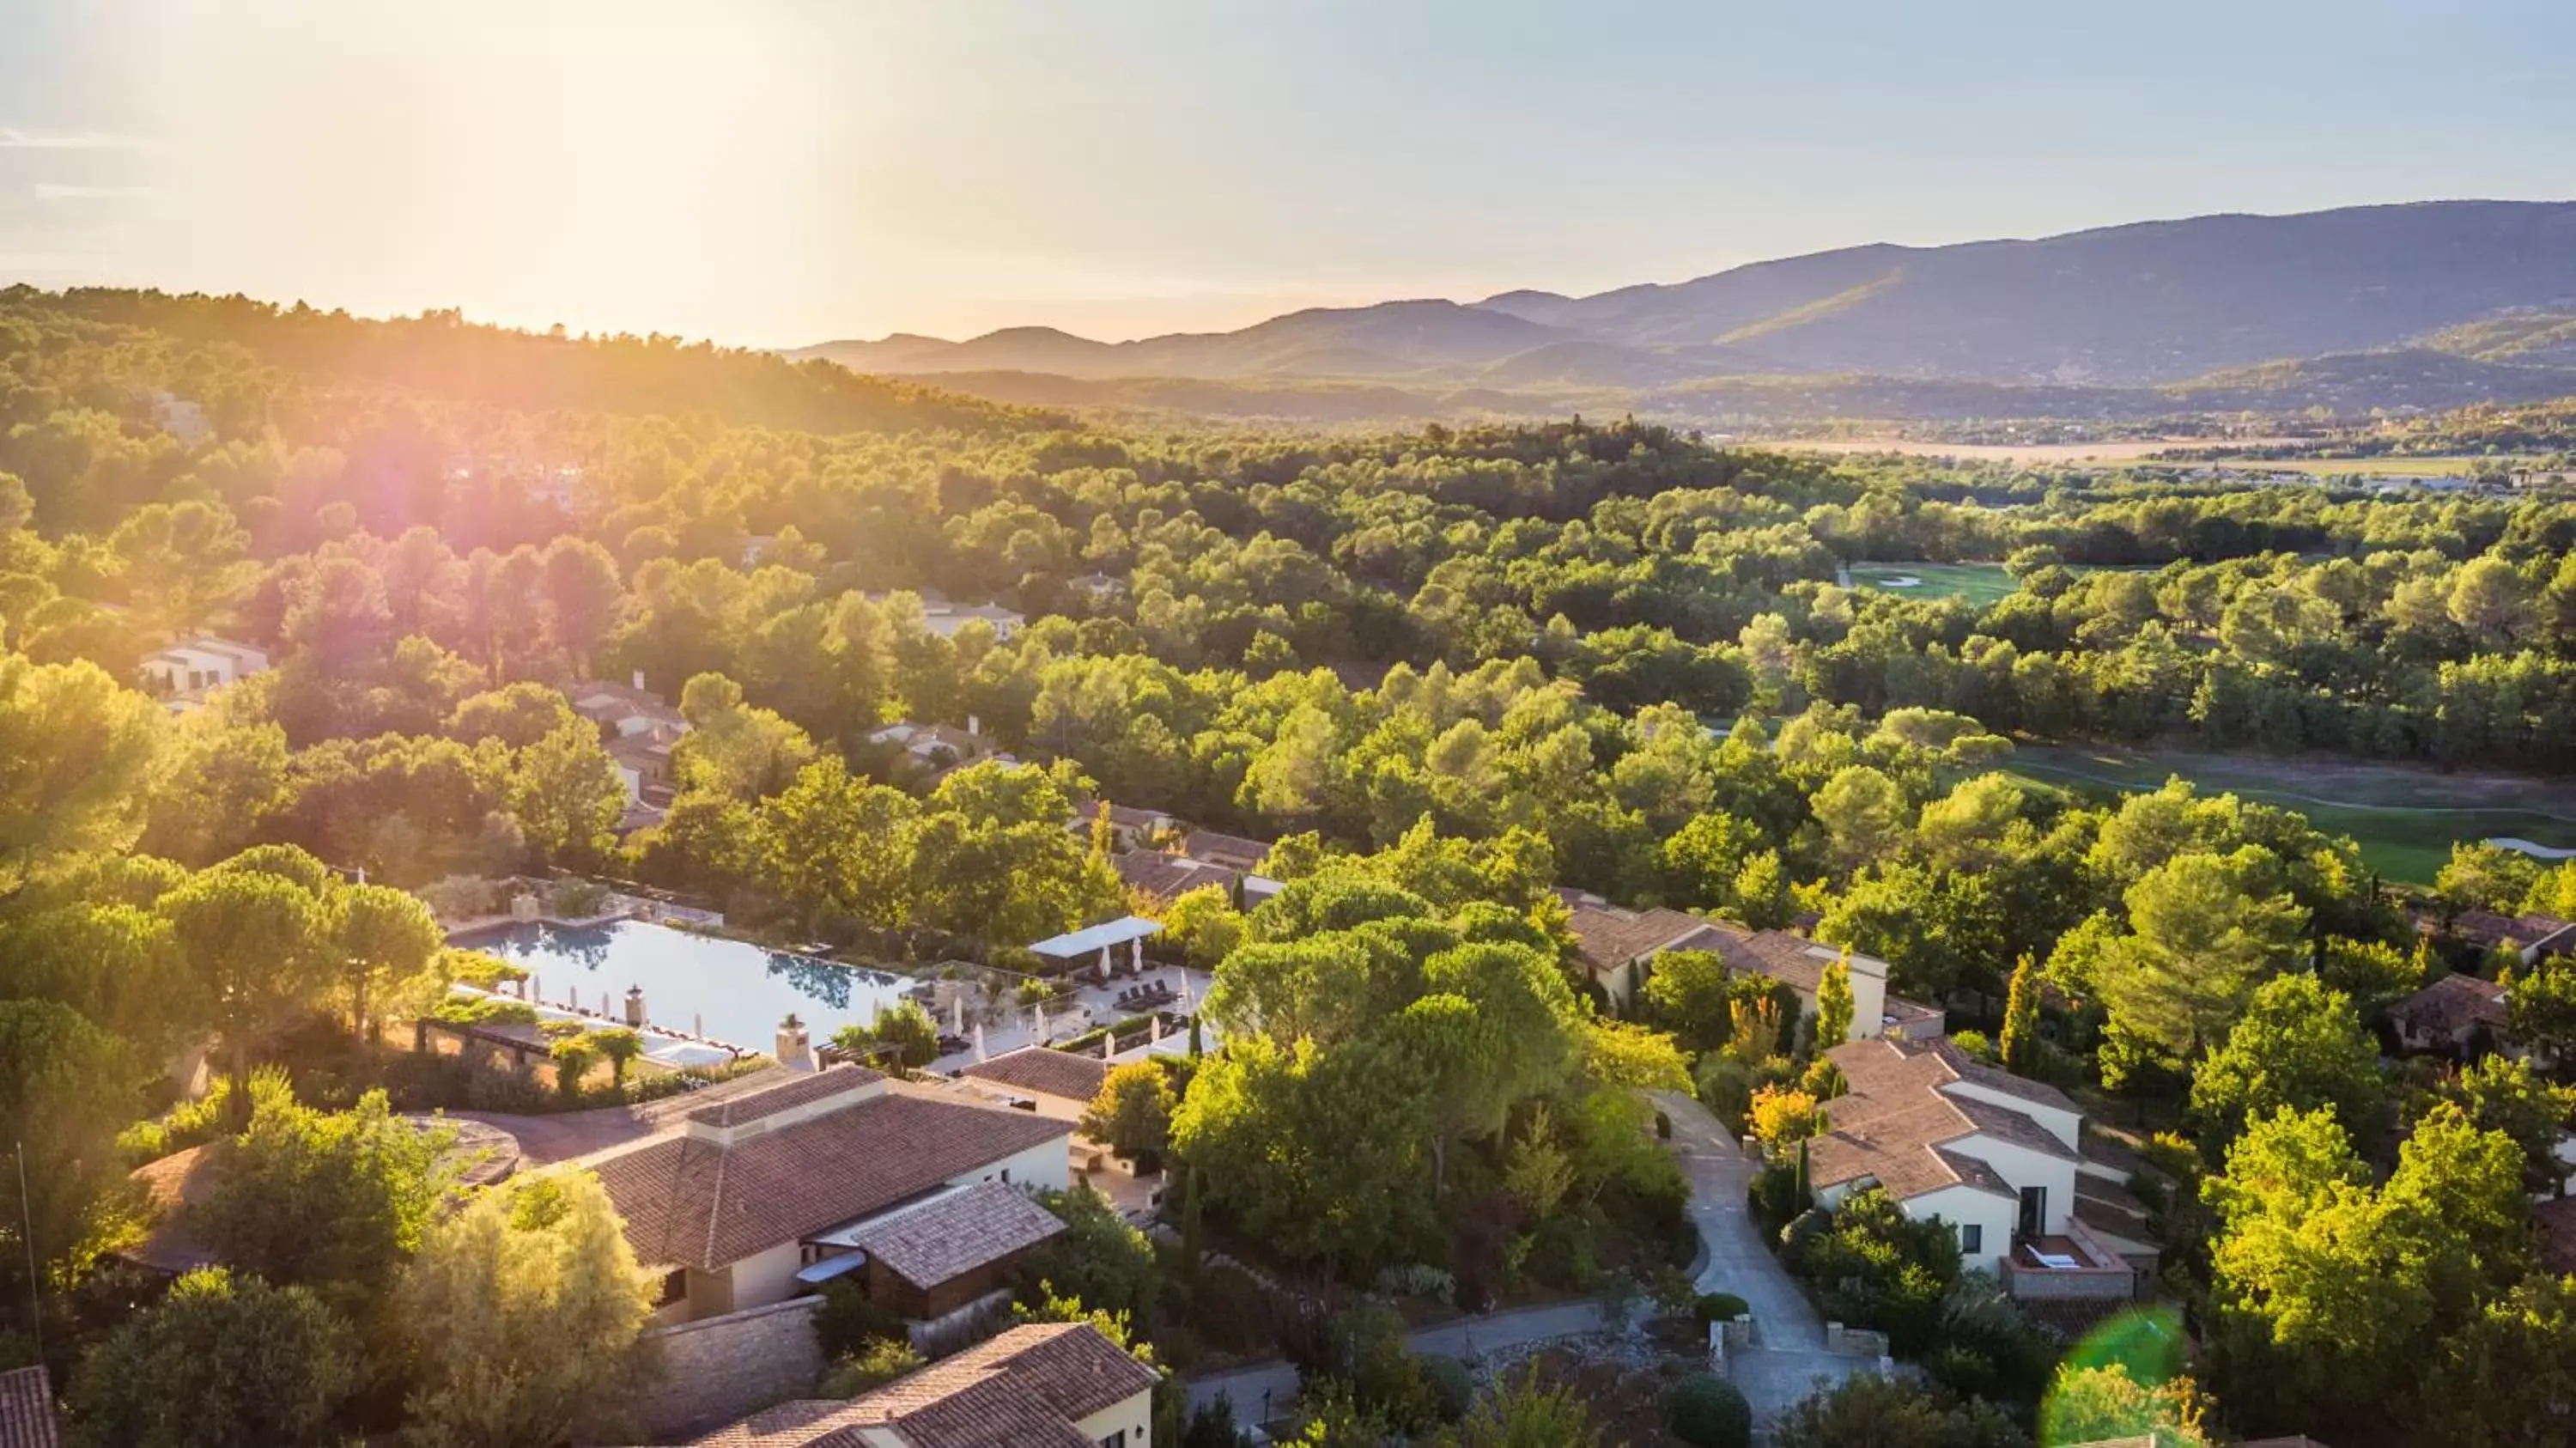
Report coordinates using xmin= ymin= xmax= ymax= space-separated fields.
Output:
xmin=1651 ymin=1089 xmax=1865 ymax=1428
xmin=1186 ymin=1092 xmax=1865 ymax=1431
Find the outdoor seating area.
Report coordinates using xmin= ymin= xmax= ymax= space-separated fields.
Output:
xmin=1112 ymin=980 xmax=1181 ymax=1012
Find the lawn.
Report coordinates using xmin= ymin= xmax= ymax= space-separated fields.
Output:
xmin=2006 ymin=743 xmax=2576 ymax=885
xmin=1848 ymin=561 xmax=2020 ymax=607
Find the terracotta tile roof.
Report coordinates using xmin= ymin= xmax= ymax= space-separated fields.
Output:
xmin=1920 ymin=1037 xmax=2081 ymax=1114
xmin=1808 ymin=1037 xmax=2077 ymax=1202
xmin=1113 ymin=850 xmax=1241 ymax=904
xmin=833 ymin=1182 xmax=1066 ymax=1291
xmin=1097 ymin=803 xmax=1173 ymax=830
xmin=683 ymin=1065 xmax=883 ymax=1129
xmin=585 ymin=1089 xmax=1068 ymax=1272
xmin=605 ymin=733 xmax=672 ymax=767
xmin=957 ymin=1046 xmax=1110 ymax=1105
xmin=569 ymin=680 xmax=685 ymax=727
xmin=1182 ymin=829 xmax=1272 ymax=872
xmin=2391 ymin=972 xmax=2509 ymax=1037
xmin=685 ymin=1323 xmax=1157 ymax=1447
xmin=0 ymin=1366 xmax=58 ymax=1448
xmin=1710 ymin=930 xmax=1888 ymax=992
xmin=1566 ymin=903 xmax=1725 ymax=973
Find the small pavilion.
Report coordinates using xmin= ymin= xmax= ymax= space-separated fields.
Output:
xmin=1029 ymin=916 xmax=1163 ymax=983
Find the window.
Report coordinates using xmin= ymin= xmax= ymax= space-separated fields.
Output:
xmin=1097 ymin=1433 xmax=1126 ymax=1448
xmin=1957 ymin=1224 xmax=1983 ymax=1254
xmin=1000 ymin=1168 xmax=1012 ymax=1183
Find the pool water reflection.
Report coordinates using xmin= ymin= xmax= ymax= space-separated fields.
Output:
xmin=453 ymin=920 xmax=920 ymax=1050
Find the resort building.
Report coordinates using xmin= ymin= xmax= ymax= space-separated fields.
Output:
xmin=579 ymin=1066 xmax=1072 ymax=1325
xmin=1179 ymin=828 xmax=1273 ymax=873
xmin=678 ymin=1322 xmax=1157 ymax=1448
xmin=955 ymin=1045 xmax=1112 ymax=1122
xmin=2388 ymin=972 xmax=2514 ymax=1057
xmin=570 ymin=673 xmax=690 ymax=739
xmin=1806 ymin=1035 xmax=2156 ymax=1300
xmin=138 ymin=636 xmax=270 ymax=713
xmin=1562 ymin=897 xmax=1934 ymax=1042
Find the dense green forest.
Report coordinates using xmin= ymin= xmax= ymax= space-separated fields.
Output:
xmin=7 ymin=288 xmax=2576 ymax=1447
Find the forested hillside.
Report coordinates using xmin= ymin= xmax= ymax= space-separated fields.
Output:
xmin=8 ymin=289 xmax=2576 ymax=1447
xmin=793 ymin=201 xmax=2576 ymax=423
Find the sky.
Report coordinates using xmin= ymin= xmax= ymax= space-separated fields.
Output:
xmin=4 ymin=0 xmax=2575 ymax=347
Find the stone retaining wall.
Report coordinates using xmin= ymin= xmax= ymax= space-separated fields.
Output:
xmin=632 ymin=1296 xmax=824 ymax=1439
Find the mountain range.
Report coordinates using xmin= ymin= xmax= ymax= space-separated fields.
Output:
xmin=788 ymin=201 xmax=2576 ymax=423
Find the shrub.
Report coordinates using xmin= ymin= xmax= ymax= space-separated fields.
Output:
xmin=1949 ymin=1029 xmax=1995 ymax=1060
xmin=1372 ymin=1263 xmax=1458 ymax=1302
xmin=814 ymin=1279 xmax=907 ymax=1359
xmin=1692 ymin=1292 xmax=1750 ymax=1327
xmin=1668 ymin=1372 xmax=1753 ymax=1448
xmin=818 ymin=1337 xmax=924 ymax=1396
xmin=1776 ymin=1206 xmax=1832 ymax=1271
xmin=1418 ymin=1354 xmax=1474 ymax=1424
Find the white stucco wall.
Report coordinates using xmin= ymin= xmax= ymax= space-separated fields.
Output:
xmin=720 ymin=1240 xmax=810 ymax=1316
xmin=1905 ymin=1183 xmax=2018 ymax=1277
xmin=948 ymin=1133 xmax=1073 ymax=1195
xmin=1941 ymin=1135 xmax=2077 ymax=1236
xmin=1846 ymin=961 xmax=1887 ymax=1042
xmin=1075 ymin=1390 xmax=1155 ymax=1447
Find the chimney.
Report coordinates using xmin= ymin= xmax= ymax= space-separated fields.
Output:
xmin=632 ymin=668 xmax=647 ymax=692
xmin=776 ymin=1013 xmax=812 ymax=1070
xmin=625 ymin=986 xmax=647 ymax=1028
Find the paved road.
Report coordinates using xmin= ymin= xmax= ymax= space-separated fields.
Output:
xmin=1652 ymin=1090 xmax=1863 ymax=1427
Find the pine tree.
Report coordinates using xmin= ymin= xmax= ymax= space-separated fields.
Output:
xmin=2000 ymin=953 xmax=2041 ymax=1074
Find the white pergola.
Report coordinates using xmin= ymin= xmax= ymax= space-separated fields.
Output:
xmin=1028 ymin=915 xmax=1163 ymax=983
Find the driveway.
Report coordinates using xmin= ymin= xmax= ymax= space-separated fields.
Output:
xmin=1651 ymin=1090 xmax=1863 ymax=1427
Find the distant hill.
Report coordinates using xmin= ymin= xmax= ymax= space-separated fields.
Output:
xmin=790 ymin=200 xmax=2576 ymax=423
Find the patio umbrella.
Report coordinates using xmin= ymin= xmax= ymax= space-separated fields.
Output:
xmin=973 ymin=1022 xmax=987 ymax=1062
xmin=1103 ymin=1031 xmax=1116 ymax=1062
xmin=951 ymin=994 xmax=964 ymax=1035
xmin=1034 ymin=1002 xmax=1048 ymax=1043
xmin=1149 ymin=1013 xmax=1162 ymax=1045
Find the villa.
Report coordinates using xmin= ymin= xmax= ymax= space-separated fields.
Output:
xmin=2388 ymin=972 xmax=2514 ymax=1057
xmin=1562 ymin=898 xmax=1938 ymax=1043
xmin=676 ymin=1321 xmax=1157 ymax=1448
xmin=578 ymin=1066 xmax=1072 ymax=1325
xmin=570 ymin=673 xmax=690 ymax=739
xmin=138 ymin=636 xmax=270 ymax=713
xmin=867 ymin=720 xmax=1012 ymax=779
xmin=1806 ymin=1035 xmax=2157 ymax=1301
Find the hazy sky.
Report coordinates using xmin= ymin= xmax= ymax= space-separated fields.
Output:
xmin=5 ymin=1 xmax=2574 ymax=345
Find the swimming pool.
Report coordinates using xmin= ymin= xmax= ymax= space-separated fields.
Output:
xmin=453 ymin=919 xmax=921 ymax=1052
